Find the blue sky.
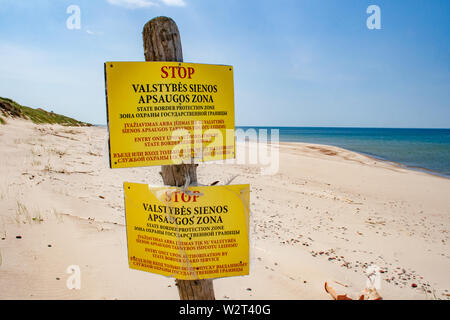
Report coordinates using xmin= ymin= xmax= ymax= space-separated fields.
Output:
xmin=0 ymin=0 xmax=449 ymax=127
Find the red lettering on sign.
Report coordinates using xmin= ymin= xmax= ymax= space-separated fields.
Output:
xmin=165 ymin=190 xmax=201 ymax=202
xmin=161 ymin=66 xmax=195 ymax=79
xmin=161 ymin=66 xmax=169 ymax=78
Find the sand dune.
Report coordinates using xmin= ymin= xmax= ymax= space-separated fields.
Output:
xmin=0 ymin=119 xmax=449 ymax=299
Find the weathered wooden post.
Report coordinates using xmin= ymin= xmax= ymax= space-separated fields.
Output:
xmin=142 ymin=16 xmax=215 ymax=300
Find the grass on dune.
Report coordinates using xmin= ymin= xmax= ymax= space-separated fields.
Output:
xmin=0 ymin=96 xmax=91 ymax=126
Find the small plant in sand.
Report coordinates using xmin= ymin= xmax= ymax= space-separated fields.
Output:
xmin=47 ymin=147 xmax=68 ymax=158
xmin=31 ymin=159 xmax=42 ymax=167
xmin=60 ymin=128 xmax=82 ymax=135
xmin=31 ymin=145 xmax=44 ymax=157
xmin=43 ymin=159 xmax=53 ymax=173
xmin=52 ymin=209 xmax=64 ymax=224
xmin=15 ymin=202 xmax=44 ymax=224
xmin=86 ymin=134 xmax=100 ymax=156
xmin=87 ymin=150 xmax=101 ymax=156
xmin=31 ymin=212 xmax=44 ymax=224
xmin=16 ymin=201 xmax=32 ymax=224
xmin=0 ymin=186 xmax=5 ymax=200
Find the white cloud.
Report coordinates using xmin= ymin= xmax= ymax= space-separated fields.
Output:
xmin=86 ymin=29 xmax=104 ymax=36
xmin=106 ymin=0 xmax=158 ymax=9
xmin=160 ymin=0 xmax=186 ymax=7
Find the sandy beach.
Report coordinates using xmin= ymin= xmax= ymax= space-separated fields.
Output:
xmin=0 ymin=118 xmax=449 ymax=300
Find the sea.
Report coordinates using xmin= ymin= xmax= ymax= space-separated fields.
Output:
xmin=237 ymin=127 xmax=450 ymax=178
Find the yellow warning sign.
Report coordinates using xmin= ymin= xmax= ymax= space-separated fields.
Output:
xmin=124 ymin=182 xmax=250 ymax=280
xmin=105 ymin=62 xmax=235 ymax=168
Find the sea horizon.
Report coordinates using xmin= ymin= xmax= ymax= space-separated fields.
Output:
xmin=96 ymin=124 xmax=450 ymax=178
xmin=96 ymin=124 xmax=450 ymax=129
xmin=238 ymin=126 xmax=450 ymax=178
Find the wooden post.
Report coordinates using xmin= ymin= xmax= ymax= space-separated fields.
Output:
xmin=142 ymin=16 xmax=215 ymax=300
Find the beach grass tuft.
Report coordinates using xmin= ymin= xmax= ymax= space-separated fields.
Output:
xmin=15 ymin=201 xmax=44 ymax=224
xmin=0 ymin=96 xmax=91 ymax=126
xmin=16 ymin=201 xmax=31 ymax=224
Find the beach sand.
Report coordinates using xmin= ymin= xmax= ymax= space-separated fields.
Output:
xmin=0 ymin=119 xmax=449 ymax=300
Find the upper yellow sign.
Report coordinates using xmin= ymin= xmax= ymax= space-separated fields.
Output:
xmin=105 ymin=61 xmax=235 ymax=168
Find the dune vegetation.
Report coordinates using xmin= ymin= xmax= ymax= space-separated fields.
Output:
xmin=0 ymin=96 xmax=90 ymax=126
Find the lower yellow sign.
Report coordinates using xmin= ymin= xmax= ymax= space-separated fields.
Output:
xmin=124 ymin=182 xmax=250 ymax=280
